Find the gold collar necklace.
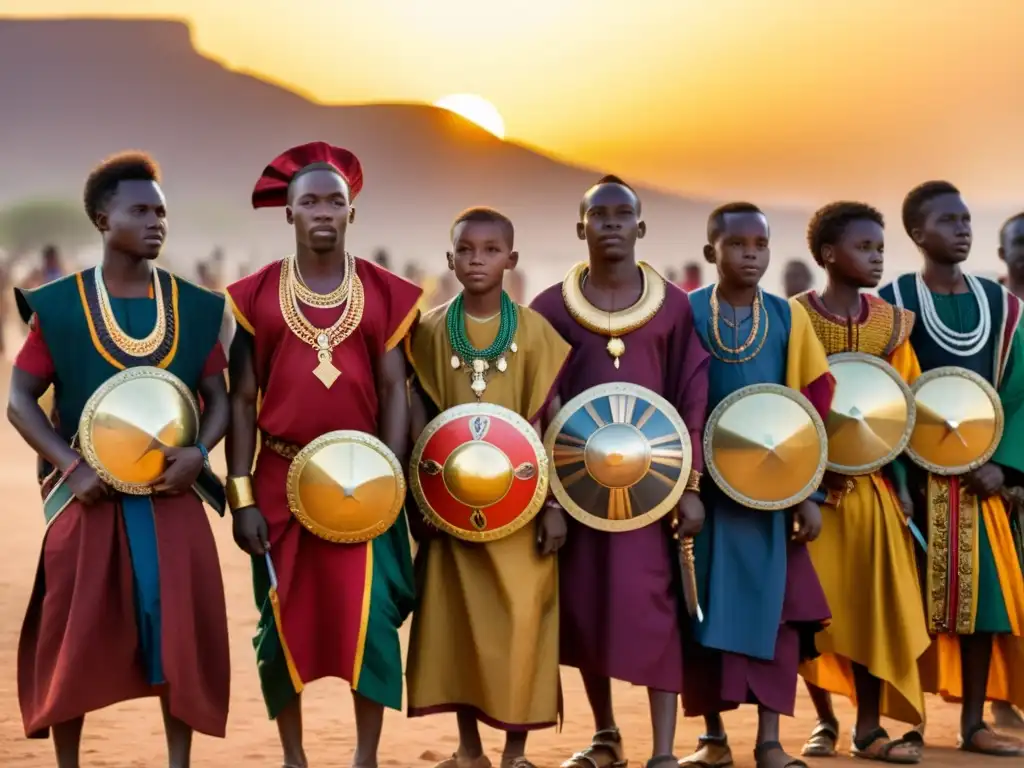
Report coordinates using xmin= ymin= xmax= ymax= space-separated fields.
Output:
xmin=561 ymin=261 xmax=666 ymax=368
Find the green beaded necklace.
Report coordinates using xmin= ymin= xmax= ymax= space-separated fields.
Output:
xmin=447 ymin=291 xmax=519 ymax=397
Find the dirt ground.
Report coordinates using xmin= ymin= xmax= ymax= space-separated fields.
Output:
xmin=0 ymin=357 xmax=1012 ymax=767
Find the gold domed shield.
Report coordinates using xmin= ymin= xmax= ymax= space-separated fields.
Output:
xmin=906 ymin=366 xmax=1004 ymax=475
xmin=704 ymin=383 xmax=827 ymax=510
xmin=410 ymin=404 xmax=549 ymax=542
xmin=78 ymin=366 xmax=200 ymax=495
xmin=544 ymin=383 xmax=692 ymax=532
xmin=825 ymin=352 xmax=916 ymax=475
xmin=286 ymin=431 xmax=405 ymax=543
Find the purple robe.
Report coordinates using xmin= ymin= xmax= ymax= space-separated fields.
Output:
xmin=531 ymin=280 xmax=709 ymax=691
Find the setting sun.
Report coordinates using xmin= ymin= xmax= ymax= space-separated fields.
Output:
xmin=433 ymin=94 xmax=506 ymax=139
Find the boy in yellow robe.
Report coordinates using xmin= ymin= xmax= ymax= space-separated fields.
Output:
xmin=794 ymin=202 xmax=930 ymax=763
xmin=406 ymin=207 xmax=571 ymax=768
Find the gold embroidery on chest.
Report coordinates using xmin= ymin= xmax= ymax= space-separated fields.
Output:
xmin=801 ymin=295 xmax=895 ymax=356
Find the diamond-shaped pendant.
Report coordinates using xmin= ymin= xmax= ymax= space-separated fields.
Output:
xmin=313 ymin=359 xmax=341 ymax=388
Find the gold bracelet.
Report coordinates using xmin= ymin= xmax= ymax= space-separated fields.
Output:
xmin=685 ymin=469 xmax=702 ymax=493
xmin=226 ymin=475 xmax=256 ymax=511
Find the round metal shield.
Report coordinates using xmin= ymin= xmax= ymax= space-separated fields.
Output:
xmin=410 ymin=404 xmax=549 ymax=542
xmin=286 ymin=431 xmax=405 ymax=543
xmin=906 ymin=366 xmax=1004 ymax=475
xmin=825 ymin=352 xmax=916 ymax=475
xmin=704 ymin=383 xmax=828 ymax=510
xmin=78 ymin=366 xmax=199 ymax=495
xmin=543 ymin=383 xmax=692 ymax=532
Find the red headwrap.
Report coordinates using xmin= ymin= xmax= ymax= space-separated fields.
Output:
xmin=251 ymin=141 xmax=364 ymax=209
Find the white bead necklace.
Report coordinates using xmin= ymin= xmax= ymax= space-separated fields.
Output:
xmin=915 ymin=272 xmax=990 ymax=357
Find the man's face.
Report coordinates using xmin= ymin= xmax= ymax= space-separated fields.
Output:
xmin=287 ymin=170 xmax=351 ymax=253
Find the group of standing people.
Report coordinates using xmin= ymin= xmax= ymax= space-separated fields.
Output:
xmin=4 ymin=141 xmax=1024 ymax=768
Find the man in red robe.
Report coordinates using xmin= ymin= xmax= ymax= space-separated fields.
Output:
xmin=224 ymin=143 xmax=422 ymax=768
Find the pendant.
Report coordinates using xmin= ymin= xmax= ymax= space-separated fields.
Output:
xmin=606 ymin=336 xmax=625 ymax=369
xmin=450 ymin=355 xmax=461 ymax=370
xmin=470 ymin=371 xmax=487 ymax=397
xmin=312 ymin=334 xmax=341 ymax=388
xmin=496 ymin=356 xmax=508 ymax=372
xmin=510 ymin=342 xmax=518 ymax=353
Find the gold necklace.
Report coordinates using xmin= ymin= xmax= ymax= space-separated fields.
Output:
xmin=95 ymin=265 xmax=166 ymax=357
xmin=292 ymin=253 xmax=351 ymax=308
xmin=708 ymin=287 xmax=768 ymax=364
xmin=561 ymin=261 xmax=666 ymax=368
xmin=278 ymin=253 xmax=364 ymax=388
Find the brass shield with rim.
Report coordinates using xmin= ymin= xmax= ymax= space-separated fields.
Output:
xmin=286 ymin=430 xmax=405 ymax=543
xmin=704 ymin=383 xmax=827 ymax=510
xmin=543 ymin=383 xmax=692 ymax=532
xmin=906 ymin=366 xmax=1004 ymax=476
xmin=825 ymin=352 xmax=916 ymax=475
xmin=410 ymin=403 xmax=549 ymax=542
xmin=78 ymin=366 xmax=200 ymax=495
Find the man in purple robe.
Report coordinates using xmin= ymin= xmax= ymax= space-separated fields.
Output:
xmin=531 ymin=175 xmax=710 ymax=768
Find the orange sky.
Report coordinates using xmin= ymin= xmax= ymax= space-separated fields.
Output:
xmin=7 ymin=1 xmax=1024 ymax=206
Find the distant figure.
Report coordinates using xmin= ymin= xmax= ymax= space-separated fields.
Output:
xmin=681 ymin=261 xmax=703 ymax=292
xmin=197 ymin=261 xmax=219 ymax=292
xmin=783 ymin=258 xmax=813 ymax=297
xmin=999 ymin=212 xmax=1024 ymax=300
xmin=994 ymin=210 xmax=1024 ymax=731
xmin=404 ymin=262 xmax=437 ymax=313
xmin=666 ymin=267 xmax=680 ymax=284
xmin=21 ymin=245 xmax=65 ymax=291
xmin=432 ymin=271 xmax=458 ymax=307
xmin=200 ymin=247 xmax=224 ymax=291
xmin=0 ymin=262 xmax=8 ymax=355
xmin=372 ymin=248 xmax=391 ymax=270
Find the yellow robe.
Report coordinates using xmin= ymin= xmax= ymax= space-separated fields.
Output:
xmin=796 ymin=293 xmax=930 ymax=726
xmin=405 ymin=300 xmax=570 ymax=729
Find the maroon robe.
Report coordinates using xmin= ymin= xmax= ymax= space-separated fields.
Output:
xmin=531 ymin=279 xmax=709 ymax=691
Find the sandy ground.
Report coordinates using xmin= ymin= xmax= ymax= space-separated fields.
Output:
xmin=0 ymin=357 xmax=1011 ymax=767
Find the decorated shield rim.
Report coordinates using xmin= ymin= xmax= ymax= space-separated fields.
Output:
xmin=905 ymin=365 xmax=1005 ymax=476
xmin=825 ymin=351 xmax=917 ymax=476
xmin=286 ymin=430 xmax=405 ymax=543
xmin=78 ymin=365 xmax=199 ymax=496
xmin=543 ymin=382 xmax=693 ymax=532
xmin=703 ymin=382 xmax=828 ymax=511
xmin=410 ymin=402 xmax=549 ymax=542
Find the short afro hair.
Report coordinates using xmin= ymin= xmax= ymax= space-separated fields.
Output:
xmin=999 ymin=212 xmax=1024 ymax=246
xmin=806 ymin=201 xmax=884 ymax=266
xmin=450 ymin=206 xmax=515 ymax=249
xmin=706 ymin=202 xmax=764 ymax=245
xmin=580 ymin=174 xmax=642 ymax=218
xmin=901 ymin=180 xmax=960 ymax=237
xmin=83 ymin=151 xmax=161 ymax=226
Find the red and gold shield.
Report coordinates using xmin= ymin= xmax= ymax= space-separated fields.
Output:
xmin=410 ymin=403 xmax=549 ymax=542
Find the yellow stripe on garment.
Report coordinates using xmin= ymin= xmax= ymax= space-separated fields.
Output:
xmin=269 ymin=587 xmax=305 ymax=694
xmin=351 ymin=544 xmax=374 ymax=691
xmin=225 ymin=288 xmax=255 ymax=335
xmin=77 ymin=273 xmax=124 ymax=371
xmin=155 ymin=273 xmax=180 ymax=369
xmin=385 ymin=304 xmax=420 ymax=353
xmin=983 ymin=496 xmax=1024 ymax=635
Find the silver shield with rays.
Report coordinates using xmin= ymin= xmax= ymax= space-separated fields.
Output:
xmin=543 ymin=382 xmax=692 ymax=532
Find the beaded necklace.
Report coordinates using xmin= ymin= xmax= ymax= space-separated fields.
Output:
xmin=914 ymin=272 xmax=991 ymax=357
xmin=447 ymin=291 xmax=519 ymax=397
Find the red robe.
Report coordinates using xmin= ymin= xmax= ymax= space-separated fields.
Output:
xmin=225 ymin=257 xmax=421 ymax=708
